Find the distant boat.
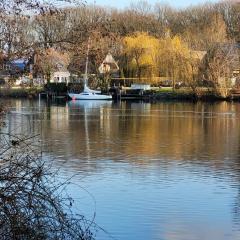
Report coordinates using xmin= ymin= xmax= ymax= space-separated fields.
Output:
xmin=68 ymin=38 xmax=112 ymax=101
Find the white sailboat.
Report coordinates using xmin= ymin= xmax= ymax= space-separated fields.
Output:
xmin=68 ymin=84 xmax=112 ymax=100
xmin=68 ymin=39 xmax=112 ymax=101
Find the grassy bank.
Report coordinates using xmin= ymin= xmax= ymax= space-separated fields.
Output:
xmin=152 ymin=87 xmax=231 ymax=101
xmin=0 ymin=85 xmax=236 ymax=102
xmin=153 ymin=89 xmax=196 ymax=100
xmin=0 ymin=87 xmax=44 ymax=98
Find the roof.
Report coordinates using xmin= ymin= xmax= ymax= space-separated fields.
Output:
xmin=190 ymin=50 xmax=207 ymax=60
xmin=99 ymin=53 xmax=119 ymax=74
xmin=11 ymin=59 xmax=28 ymax=71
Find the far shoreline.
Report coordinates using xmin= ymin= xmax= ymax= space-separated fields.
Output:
xmin=1 ymin=86 xmax=240 ymax=102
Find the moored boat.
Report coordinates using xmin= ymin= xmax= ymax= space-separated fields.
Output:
xmin=68 ymin=86 xmax=112 ymax=100
xmin=68 ymin=38 xmax=112 ymax=101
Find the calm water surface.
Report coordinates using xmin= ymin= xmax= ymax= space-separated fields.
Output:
xmin=2 ymin=99 xmax=240 ymax=240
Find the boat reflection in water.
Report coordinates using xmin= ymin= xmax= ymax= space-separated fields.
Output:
xmin=67 ymin=99 xmax=112 ymax=109
xmin=67 ymin=100 xmax=113 ymax=162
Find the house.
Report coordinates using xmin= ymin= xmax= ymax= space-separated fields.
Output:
xmin=51 ymin=71 xmax=71 ymax=83
xmin=32 ymin=48 xmax=71 ymax=85
xmin=190 ymin=50 xmax=207 ymax=61
xmin=0 ymin=58 xmax=28 ymax=82
xmin=99 ymin=53 xmax=119 ymax=74
xmin=0 ymin=57 xmax=28 ymax=84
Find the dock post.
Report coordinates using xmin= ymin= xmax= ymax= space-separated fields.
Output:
xmin=38 ymin=93 xmax=41 ymax=108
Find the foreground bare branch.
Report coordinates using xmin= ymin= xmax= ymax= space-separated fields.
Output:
xmin=0 ymin=133 xmax=95 ymax=240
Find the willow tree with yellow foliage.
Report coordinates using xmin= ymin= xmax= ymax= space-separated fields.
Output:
xmin=123 ymin=32 xmax=159 ymax=82
xmin=159 ymin=35 xmax=199 ymax=90
xmin=123 ymin=32 xmax=199 ymax=89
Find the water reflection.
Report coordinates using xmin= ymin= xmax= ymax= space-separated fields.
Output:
xmin=2 ymin=99 xmax=240 ymax=240
xmin=68 ymin=100 xmax=113 ymax=161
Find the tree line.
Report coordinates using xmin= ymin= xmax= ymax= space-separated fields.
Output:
xmin=0 ymin=0 xmax=240 ymax=96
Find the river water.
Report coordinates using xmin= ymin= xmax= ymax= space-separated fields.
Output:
xmin=2 ymin=99 xmax=240 ymax=240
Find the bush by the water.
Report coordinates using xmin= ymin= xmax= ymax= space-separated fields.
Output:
xmin=45 ymin=83 xmax=68 ymax=94
xmin=0 ymin=87 xmax=43 ymax=98
xmin=0 ymin=133 xmax=95 ymax=240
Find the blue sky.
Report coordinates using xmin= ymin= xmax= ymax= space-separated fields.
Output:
xmin=87 ymin=0 xmax=219 ymax=9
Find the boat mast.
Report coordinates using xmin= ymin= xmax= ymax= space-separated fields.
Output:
xmin=84 ymin=37 xmax=90 ymax=86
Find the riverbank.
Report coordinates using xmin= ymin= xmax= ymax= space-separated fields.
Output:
xmin=0 ymin=87 xmax=43 ymax=98
xmin=152 ymin=88 xmax=196 ymax=101
xmin=112 ymin=87 xmax=224 ymax=101
xmin=152 ymin=87 xmax=240 ymax=101
xmin=0 ymin=86 xmax=239 ymax=102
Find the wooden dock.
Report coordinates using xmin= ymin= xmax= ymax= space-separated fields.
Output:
xmin=230 ymin=89 xmax=240 ymax=100
xmin=111 ymin=88 xmax=154 ymax=101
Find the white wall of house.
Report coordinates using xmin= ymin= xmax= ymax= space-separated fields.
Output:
xmin=51 ymin=71 xmax=71 ymax=83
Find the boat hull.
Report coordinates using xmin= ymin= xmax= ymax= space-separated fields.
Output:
xmin=68 ymin=93 xmax=112 ymax=100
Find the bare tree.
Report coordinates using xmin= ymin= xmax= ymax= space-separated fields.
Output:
xmin=199 ymin=43 xmax=239 ymax=97
xmin=0 ymin=0 xmax=82 ymax=59
xmin=0 ymin=132 xmax=95 ymax=240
